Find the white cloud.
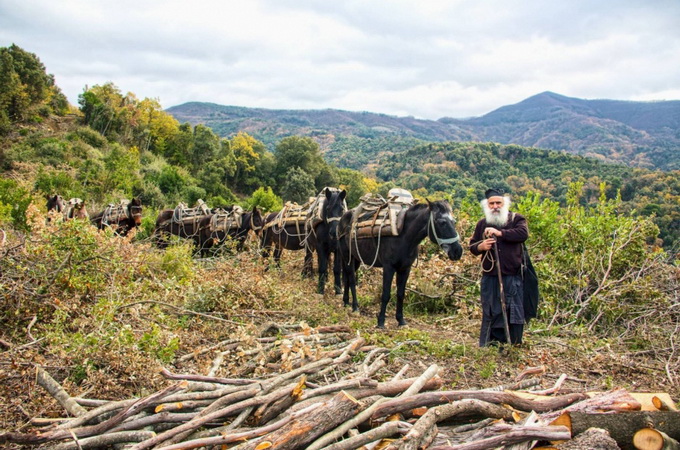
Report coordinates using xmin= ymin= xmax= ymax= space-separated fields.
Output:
xmin=1 ymin=0 xmax=678 ymax=119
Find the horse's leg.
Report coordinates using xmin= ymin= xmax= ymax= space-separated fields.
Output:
xmin=273 ymin=246 xmax=282 ymax=268
xmin=377 ymin=267 xmax=396 ymax=329
xmin=302 ymin=247 xmax=314 ymax=278
xmin=332 ymin=250 xmax=342 ymax=295
xmin=395 ymin=267 xmax=412 ymax=326
xmin=316 ymin=248 xmax=328 ymax=294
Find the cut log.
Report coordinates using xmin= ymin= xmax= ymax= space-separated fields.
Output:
xmin=633 ymin=428 xmax=680 ymax=450
xmin=428 ymin=424 xmax=571 ymax=450
xmin=554 ymin=411 xmax=680 ymax=450
xmin=234 ymin=390 xmax=362 ymax=450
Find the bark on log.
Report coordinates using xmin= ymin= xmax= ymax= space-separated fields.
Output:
xmin=633 ymin=428 xmax=680 ymax=450
xmin=129 ymin=382 xmax=299 ymax=449
xmin=0 ymin=381 xmax=186 ymax=446
xmin=48 ymin=430 xmax=156 ymax=450
xmin=235 ymin=391 xmax=362 ymax=450
xmin=321 ymin=421 xmax=401 ymax=450
xmin=291 ymin=377 xmax=443 ymax=414
xmin=554 ymin=411 xmax=680 ymax=449
xmin=306 ymin=396 xmax=387 ymax=450
xmin=556 ymin=427 xmax=619 ymax=450
xmin=36 ymin=366 xmax=88 ymax=417
xmin=399 ymin=399 xmax=516 ymax=450
xmin=540 ymin=388 xmax=642 ymax=423
xmin=160 ymin=367 xmax=258 ymax=385
xmin=428 ymin=424 xmax=571 ymax=450
xmin=372 ymin=390 xmax=588 ymax=420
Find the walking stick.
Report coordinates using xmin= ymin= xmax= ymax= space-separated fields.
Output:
xmin=491 ymin=237 xmax=512 ymax=345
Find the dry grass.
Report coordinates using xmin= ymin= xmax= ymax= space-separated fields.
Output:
xmin=0 ymin=216 xmax=678 ymax=444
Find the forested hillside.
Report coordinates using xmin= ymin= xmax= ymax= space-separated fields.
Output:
xmin=167 ymin=92 xmax=680 ymax=171
xmin=1 ymin=45 xmax=679 ymax=447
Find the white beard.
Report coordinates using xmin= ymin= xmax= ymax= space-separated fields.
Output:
xmin=481 ymin=197 xmax=511 ymax=227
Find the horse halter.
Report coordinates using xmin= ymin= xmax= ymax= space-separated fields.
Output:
xmin=128 ymin=204 xmax=142 ymax=221
xmin=250 ymin=213 xmax=263 ymax=233
xmin=428 ymin=211 xmax=460 ymax=247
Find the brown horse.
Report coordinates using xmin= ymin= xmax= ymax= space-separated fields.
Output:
xmin=63 ymin=198 xmax=89 ymax=220
xmin=196 ymin=207 xmax=264 ymax=256
xmin=260 ymin=209 xmax=314 ymax=277
xmin=90 ymin=198 xmax=143 ymax=236
xmin=46 ymin=194 xmax=65 ymax=222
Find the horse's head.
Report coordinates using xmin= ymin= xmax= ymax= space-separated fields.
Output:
xmin=249 ymin=206 xmax=264 ymax=236
xmin=47 ymin=194 xmax=65 ymax=213
xmin=73 ymin=200 xmax=89 ymax=220
xmin=323 ymin=188 xmax=347 ymax=240
xmin=427 ymin=200 xmax=463 ymax=261
xmin=128 ymin=197 xmax=143 ymax=227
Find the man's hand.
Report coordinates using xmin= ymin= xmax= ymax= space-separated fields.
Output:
xmin=477 ymin=237 xmax=496 ymax=251
xmin=484 ymin=227 xmax=502 ymax=238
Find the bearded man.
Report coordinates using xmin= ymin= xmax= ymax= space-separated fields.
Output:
xmin=469 ymin=188 xmax=529 ymax=346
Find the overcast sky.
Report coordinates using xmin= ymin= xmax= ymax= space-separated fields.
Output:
xmin=1 ymin=0 xmax=679 ymax=120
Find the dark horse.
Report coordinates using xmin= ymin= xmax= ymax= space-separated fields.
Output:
xmin=90 ymin=198 xmax=143 ymax=236
xmin=304 ymin=188 xmax=347 ymax=294
xmin=337 ymin=200 xmax=463 ymax=328
xmin=46 ymin=194 xmax=65 ymax=214
xmin=46 ymin=195 xmax=88 ymax=220
xmin=260 ymin=203 xmax=317 ymax=277
xmin=154 ymin=206 xmax=263 ymax=256
xmin=196 ymin=207 xmax=264 ymax=256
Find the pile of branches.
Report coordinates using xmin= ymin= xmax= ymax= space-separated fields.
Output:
xmin=1 ymin=325 xmax=678 ymax=449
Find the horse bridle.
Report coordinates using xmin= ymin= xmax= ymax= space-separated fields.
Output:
xmin=428 ymin=211 xmax=460 ymax=247
xmin=250 ymin=212 xmax=263 ymax=234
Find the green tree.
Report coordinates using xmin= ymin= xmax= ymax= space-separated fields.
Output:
xmin=0 ymin=44 xmax=68 ymax=127
xmin=190 ymin=124 xmax=220 ymax=171
xmin=246 ymin=186 xmax=282 ymax=212
xmin=274 ymin=136 xmax=325 ymax=190
xmin=280 ymin=167 xmax=315 ymax=204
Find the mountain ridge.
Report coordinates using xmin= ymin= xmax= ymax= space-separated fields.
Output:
xmin=166 ymin=92 xmax=680 ymax=170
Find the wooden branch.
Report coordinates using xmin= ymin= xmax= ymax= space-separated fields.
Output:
xmin=540 ymin=388 xmax=642 ymax=423
xmin=428 ymin=424 xmax=571 ymax=450
xmin=152 ymin=404 xmax=320 ymax=450
xmin=234 ymin=391 xmax=362 ymax=450
xmin=321 ymin=421 xmax=401 ymax=450
xmin=160 ymin=367 xmax=258 ymax=386
xmin=36 ymin=366 xmax=88 ymax=417
xmin=48 ymin=431 xmax=156 ymax=450
xmin=399 ymin=364 xmax=439 ymax=398
xmin=399 ymin=399 xmax=516 ymax=450
xmin=307 ymin=396 xmax=388 ymax=450
xmin=515 ymin=365 xmax=546 ymax=381
xmin=652 ymin=395 xmax=676 ymax=411
xmin=0 ymin=381 xmax=186 ymax=446
xmin=531 ymin=373 xmax=567 ymax=395
xmin=372 ymin=390 xmax=588 ymax=420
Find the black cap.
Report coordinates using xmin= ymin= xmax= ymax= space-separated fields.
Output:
xmin=485 ymin=188 xmax=504 ymax=199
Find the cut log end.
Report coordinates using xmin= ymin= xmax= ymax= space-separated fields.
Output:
xmin=633 ymin=428 xmax=680 ymax=450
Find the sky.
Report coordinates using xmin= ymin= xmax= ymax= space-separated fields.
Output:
xmin=1 ymin=0 xmax=679 ymax=120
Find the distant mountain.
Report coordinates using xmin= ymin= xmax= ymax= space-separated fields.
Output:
xmin=166 ymin=92 xmax=680 ymax=171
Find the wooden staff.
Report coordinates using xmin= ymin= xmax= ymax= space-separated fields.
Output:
xmin=492 ymin=237 xmax=512 ymax=345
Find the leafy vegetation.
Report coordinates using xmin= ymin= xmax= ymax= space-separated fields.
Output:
xmin=1 ymin=44 xmax=679 ymax=432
